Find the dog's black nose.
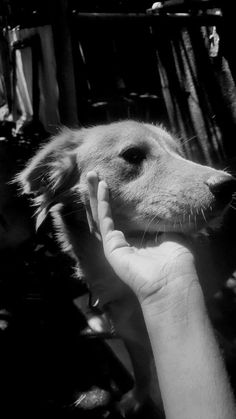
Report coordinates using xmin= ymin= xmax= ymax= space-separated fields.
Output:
xmin=206 ymin=173 xmax=236 ymax=203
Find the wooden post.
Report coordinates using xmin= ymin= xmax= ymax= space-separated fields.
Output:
xmin=49 ymin=0 xmax=78 ymax=127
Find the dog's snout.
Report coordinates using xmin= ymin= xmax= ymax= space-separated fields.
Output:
xmin=205 ymin=173 xmax=236 ymax=203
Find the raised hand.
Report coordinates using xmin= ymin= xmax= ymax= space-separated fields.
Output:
xmin=86 ymin=171 xmax=196 ymax=306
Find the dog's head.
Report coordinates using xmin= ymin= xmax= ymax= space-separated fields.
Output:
xmin=18 ymin=120 xmax=236 ymax=235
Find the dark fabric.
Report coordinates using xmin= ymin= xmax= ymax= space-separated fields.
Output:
xmin=151 ymin=24 xmax=236 ymax=165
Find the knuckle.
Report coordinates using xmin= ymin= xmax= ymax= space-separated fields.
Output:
xmin=104 ymin=230 xmax=124 ymax=252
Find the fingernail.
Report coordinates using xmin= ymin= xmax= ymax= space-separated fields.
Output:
xmin=99 ymin=180 xmax=108 ymax=188
xmin=98 ymin=180 xmax=109 ymax=200
xmin=86 ymin=171 xmax=97 ymax=181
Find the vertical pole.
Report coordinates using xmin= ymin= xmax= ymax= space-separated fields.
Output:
xmin=50 ymin=0 xmax=78 ymax=126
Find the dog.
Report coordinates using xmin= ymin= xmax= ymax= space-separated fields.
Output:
xmin=17 ymin=120 xmax=236 ymax=412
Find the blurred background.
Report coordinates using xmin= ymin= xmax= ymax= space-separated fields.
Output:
xmin=0 ymin=1 xmax=236 ymax=418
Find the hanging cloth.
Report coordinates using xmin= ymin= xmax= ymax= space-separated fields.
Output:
xmin=152 ymin=24 xmax=236 ymax=165
xmin=8 ymin=25 xmax=60 ymax=134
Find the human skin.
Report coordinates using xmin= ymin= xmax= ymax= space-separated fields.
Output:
xmin=86 ymin=171 xmax=236 ymax=419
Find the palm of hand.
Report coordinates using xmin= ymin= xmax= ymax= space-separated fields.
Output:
xmin=86 ymin=171 xmax=195 ymax=303
xmin=104 ymin=231 xmax=194 ymax=302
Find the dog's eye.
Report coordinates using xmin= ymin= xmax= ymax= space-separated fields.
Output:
xmin=120 ymin=147 xmax=145 ymax=165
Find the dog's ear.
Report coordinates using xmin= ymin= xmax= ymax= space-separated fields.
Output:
xmin=17 ymin=128 xmax=83 ymax=229
xmin=18 ymin=128 xmax=81 ymax=195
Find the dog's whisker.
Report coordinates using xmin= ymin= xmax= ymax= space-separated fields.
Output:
xmin=179 ymin=218 xmax=183 ymax=233
xmin=140 ymin=214 xmax=160 ymax=247
xmin=140 ymin=224 xmax=150 ymax=248
xmin=62 ymin=208 xmax=85 ymax=217
xmin=201 ymin=208 xmax=207 ymax=223
xmin=183 ymin=213 xmax=187 ymax=230
xmin=222 ymin=166 xmax=231 ymax=172
xmin=230 ymin=204 xmax=236 ymax=211
xmin=72 ymin=394 xmax=87 ymax=407
xmin=154 ymin=221 xmax=162 ymax=243
xmin=155 ymin=231 xmax=159 ymax=244
xmin=173 ymin=218 xmax=176 ymax=231
xmin=180 ymin=135 xmax=198 ymax=146
xmin=154 ymin=219 xmax=161 ymax=233
xmin=222 ymin=167 xmax=236 ymax=177
xmin=138 ymin=219 xmax=149 ymax=246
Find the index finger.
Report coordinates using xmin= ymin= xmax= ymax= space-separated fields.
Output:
xmin=87 ymin=171 xmax=99 ymax=225
xmin=97 ymin=180 xmax=115 ymax=238
xmin=97 ymin=181 xmax=130 ymax=255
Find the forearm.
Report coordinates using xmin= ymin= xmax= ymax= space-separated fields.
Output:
xmin=89 ymin=177 xmax=236 ymax=417
xmin=141 ymin=275 xmax=236 ymax=419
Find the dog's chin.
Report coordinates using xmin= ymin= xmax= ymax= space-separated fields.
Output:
xmin=126 ymin=213 xmax=225 ymax=245
xmin=117 ymin=202 xmax=229 ymax=245
xmin=162 ymin=214 xmax=224 ymax=236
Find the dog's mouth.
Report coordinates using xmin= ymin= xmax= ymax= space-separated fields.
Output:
xmin=125 ymin=202 xmax=230 ymax=241
xmin=156 ymin=212 xmax=221 ymax=234
xmin=157 ymin=208 xmax=225 ymax=235
xmin=126 ymin=213 xmax=223 ymax=246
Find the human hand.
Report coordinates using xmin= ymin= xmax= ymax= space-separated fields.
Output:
xmin=86 ymin=171 xmax=198 ymax=306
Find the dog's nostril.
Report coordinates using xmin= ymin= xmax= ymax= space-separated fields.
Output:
xmin=205 ymin=173 xmax=236 ymax=203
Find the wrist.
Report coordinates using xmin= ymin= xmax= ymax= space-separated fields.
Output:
xmin=140 ymin=272 xmax=206 ymax=330
xmin=136 ymin=244 xmax=198 ymax=308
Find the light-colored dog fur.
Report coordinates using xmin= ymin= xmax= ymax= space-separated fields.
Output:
xmin=17 ymin=120 xmax=235 ymax=411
